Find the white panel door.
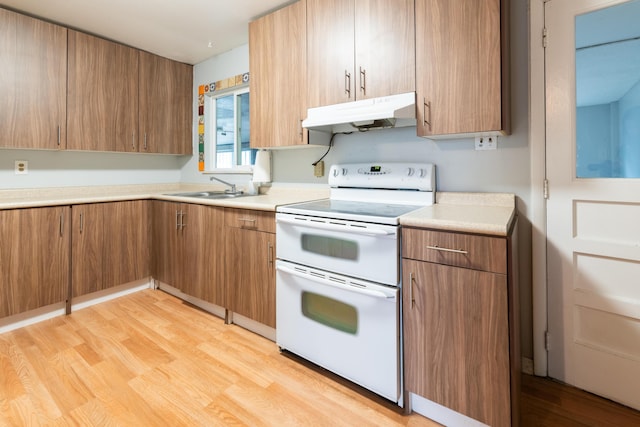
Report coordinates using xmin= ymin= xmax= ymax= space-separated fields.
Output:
xmin=546 ymin=0 xmax=640 ymax=410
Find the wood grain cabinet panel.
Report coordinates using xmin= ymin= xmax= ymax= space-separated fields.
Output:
xmin=403 ymin=259 xmax=510 ymax=426
xmin=402 ymin=224 xmax=519 ymax=426
xmin=225 ymin=208 xmax=276 ymax=327
xmin=249 ymin=0 xmax=308 ymax=148
xmin=0 ymin=8 xmax=67 ymax=149
xmin=139 ymin=52 xmax=193 ymax=155
xmin=71 ymin=201 xmax=150 ymax=297
xmin=67 ymin=30 xmax=138 ymax=152
xmin=402 ymin=228 xmax=507 ymax=273
xmin=415 ymin=0 xmax=509 ymax=137
xmin=306 ymin=0 xmax=415 ymax=108
xmin=151 ymin=202 xmax=225 ymax=307
xmin=0 ymin=207 xmax=70 ymax=318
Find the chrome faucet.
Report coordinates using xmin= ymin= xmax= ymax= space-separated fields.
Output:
xmin=210 ymin=176 xmax=239 ymax=194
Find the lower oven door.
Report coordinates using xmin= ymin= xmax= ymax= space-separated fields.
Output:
xmin=276 ymin=213 xmax=399 ymax=286
xmin=276 ymin=259 xmax=400 ymax=403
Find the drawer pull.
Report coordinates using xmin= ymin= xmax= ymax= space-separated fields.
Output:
xmin=239 ymin=218 xmax=257 ymax=223
xmin=426 ymin=245 xmax=468 ymax=255
xmin=409 ymin=272 xmax=415 ymax=309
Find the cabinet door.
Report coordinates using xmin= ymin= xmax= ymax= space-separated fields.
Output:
xmin=354 ymin=0 xmax=415 ymax=100
xmin=67 ymin=31 xmax=138 ymax=152
xmin=104 ymin=201 xmax=150 ymax=289
xmin=249 ymin=0 xmax=308 ymax=148
xmin=0 ymin=207 xmax=69 ymax=318
xmin=181 ymin=204 xmax=225 ymax=306
xmin=307 ymin=0 xmax=355 ymax=108
xmin=139 ymin=52 xmax=192 ymax=154
xmin=402 ymin=259 xmax=510 ymax=427
xmin=152 ymin=201 xmax=184 ymax=289
xmin=225 ymin=228 xmax=276 ymax=327
xmin=0 ymin=8 xmax=67 ymax=149
xmin=416 ymin=0 xmax=505 ymax=137
xmin=71 ymin=204 xmax=104 ymax=297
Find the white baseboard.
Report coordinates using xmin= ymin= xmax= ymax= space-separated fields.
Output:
xmin=410 ymin=393 xmax=488 ymax=427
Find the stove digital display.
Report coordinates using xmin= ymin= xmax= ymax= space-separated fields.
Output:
xmin=370 ymin=165 xmax=381 ymax=172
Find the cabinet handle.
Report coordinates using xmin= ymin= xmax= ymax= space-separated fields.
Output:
xmin=426 ymin=245 xmax=468 ymax=255
xmin=79 ymin=212 xmax=84 ymax=234
xmin=409 ymin=272 xmax=415 ymax=309
xmin=345 ymin=70 xmax=351 ymax=97
xmin=299 ymin=119 xmax=303 ymax=141
xmin=59 ymin=213 xmax=64 ymax=237
xmin=267 ymin=242 xmax=274 ymax=268
xmin=132 ymin=132 xmax=136 ymax=150
xmin=239 ymin=218 xmax=257 ymax=225
xmin=175 ymin=210 xmax=180 ymax=230
xmin=423 ymin=98 xmax=432 ymax=130
xmin=143 ymin=133 xmax=148 ymax=150
xmin=180 ymin=211 xmax=186 ymax=230
xmin=359 ymin=67 xmax=366 ymax=95
xmin=57 ymin=125 xmax=61 ymax=146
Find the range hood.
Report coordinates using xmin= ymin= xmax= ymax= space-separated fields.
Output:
xmin=302 ymin=92 xmax=416 ymax=134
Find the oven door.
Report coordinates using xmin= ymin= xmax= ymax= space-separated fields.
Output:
xmin=276 ymin=259 xmax=400 ymax=403
xmin=276 ymin=213 xmax=399 ymax=286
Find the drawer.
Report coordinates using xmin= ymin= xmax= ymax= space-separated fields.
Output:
xmin=225 ymin=208 xmax=275 ymax=233
xmin=402 ymin=228 xmax=507 ymax=274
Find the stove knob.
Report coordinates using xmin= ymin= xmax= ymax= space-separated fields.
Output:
xmin=342 ymin=168 xmax=348 ymax=176
xmin=332 ymin=168 xmax=340 ymax=177
xmin=406 ymin=167 xmax=414 ymax=176
xmin=419 ymin=168 xmax=427 ymax=177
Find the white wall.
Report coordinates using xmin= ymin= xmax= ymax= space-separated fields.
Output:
xmin=0 ymin=149 xmax=184 ymax=189
xmin=180 ymin=44 xmax=253 ymax=189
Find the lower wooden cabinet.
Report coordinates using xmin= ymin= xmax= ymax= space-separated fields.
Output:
xmin=152 ymin=201 xmax=225 ymax=307
xmin=224 ymin=208 xmax=276 ymax=327
xmin=72 ymin=201 xmax=150 ymax=297
xmin=0 ymin=206 xmax=70 ymax=318
xmin=402 ymin=226 xmax=519 ymax=427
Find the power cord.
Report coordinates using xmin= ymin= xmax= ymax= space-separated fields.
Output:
xmin=311 ymin=132 xmax=352 ymax=166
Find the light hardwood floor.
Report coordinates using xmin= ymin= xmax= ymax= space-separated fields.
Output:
xmin=0 ymin=290 xmax=438 ymax=426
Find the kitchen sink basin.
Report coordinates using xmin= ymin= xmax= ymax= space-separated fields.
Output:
xmin=165 ymin=191 xmax=247 ymax=199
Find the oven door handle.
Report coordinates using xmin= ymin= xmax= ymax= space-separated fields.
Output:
xmin=276 ymin=216 xmax=394 ymax=236
xmin=277 ymin=264 xmax=395 ymax=299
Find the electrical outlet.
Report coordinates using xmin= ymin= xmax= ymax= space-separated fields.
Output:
xmin=475 ymin=136 xmax=498 ymax=150
xmin=15 ymin=160 xmax=28 ymax=174
xmin=314 ymin=160 xmax=325 ymax=177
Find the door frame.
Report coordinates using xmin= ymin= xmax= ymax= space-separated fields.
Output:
xmin=530 ymin=0 xmax=549 ymax=376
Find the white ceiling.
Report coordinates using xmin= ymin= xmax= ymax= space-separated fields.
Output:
xmin=0 ymin=0 xmax=292 ymax=65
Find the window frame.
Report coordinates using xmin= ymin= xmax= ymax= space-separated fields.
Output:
xmin=203 ymin=85 xmax=253 ymax=173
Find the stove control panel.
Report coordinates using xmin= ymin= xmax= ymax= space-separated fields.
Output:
xmin=328 ymin=162 xmax=435 ymax=191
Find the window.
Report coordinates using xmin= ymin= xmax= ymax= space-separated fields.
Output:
xmin=206 ymin=86 xmax=255 ymax=170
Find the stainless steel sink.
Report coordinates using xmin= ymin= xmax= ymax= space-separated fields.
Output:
xmin=165 ymin=190 xmax=247 ymax=199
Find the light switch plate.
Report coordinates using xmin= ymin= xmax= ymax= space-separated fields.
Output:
xmin=314 ymin=160 xmax=325 ymax=177
xmin=475 ymin=136 xmax=497 ymax=150
xmin=15 ymin=160 xmax=28 ymax=174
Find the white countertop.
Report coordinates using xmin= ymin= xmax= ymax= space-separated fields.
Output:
xmin=0 ymin=184 xmax=330 ymax=212
xmin=0 ymin=186 xmax=516 ymax=235
xmin=399 ymin=192 xmax=516 ymax=236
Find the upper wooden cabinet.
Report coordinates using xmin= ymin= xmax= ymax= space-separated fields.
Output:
xmin=0 ymin=8 xmax=67 ymax=149
xmin=306 ymin=0 xmax=415 ymax=108
xmin=67 ymin=30 xmax=139 ymax=152
xmin=139 ymin=52 xmax=193 ymax=154
xmin=249 ymin=0 xmax=309 ymax=148
xmin=415 ymin=0 xmax=510 ymax=138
